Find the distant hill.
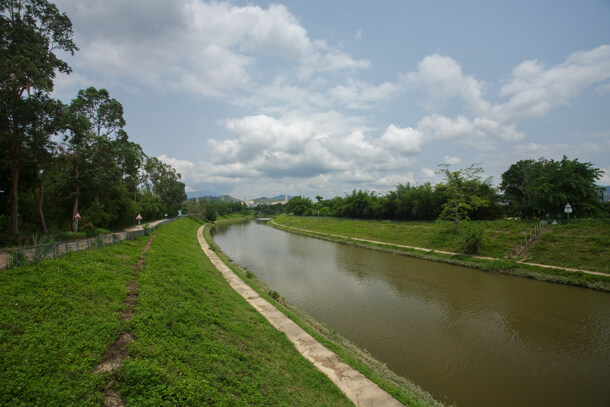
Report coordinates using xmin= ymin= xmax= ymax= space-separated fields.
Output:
xmin=186 ymin=193 xmax=242 ymax=203
xmin=247 ymin=195 xmax=292 ymax=206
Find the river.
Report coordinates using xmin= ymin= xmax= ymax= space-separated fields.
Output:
xmin=211 ymin=220 xmax=610 ymax=407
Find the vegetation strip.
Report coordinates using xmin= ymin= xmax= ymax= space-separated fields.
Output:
xmin=0 ymin=237 xmax=148 ymax=405
xmin=93 ymin=233 xmax=156 ymax=406
xmin=198 ymin=224 xmax=404 ymax=406
xmin=271 ymin=220 xmax=607 ymax=277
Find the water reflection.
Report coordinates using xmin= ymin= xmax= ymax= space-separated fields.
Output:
xmin=212 ymin=221 xmax=610 ymax=407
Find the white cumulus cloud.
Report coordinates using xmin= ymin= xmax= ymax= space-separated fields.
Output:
xmin=377 ymin=124 xmax=422 ymax=155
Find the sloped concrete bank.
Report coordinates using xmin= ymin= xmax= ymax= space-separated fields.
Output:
xmin=197 ymin=225 xmax=404 ymax=407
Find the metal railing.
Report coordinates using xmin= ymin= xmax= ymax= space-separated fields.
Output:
xmin=0 ymin=218 xmax=176 ymax=271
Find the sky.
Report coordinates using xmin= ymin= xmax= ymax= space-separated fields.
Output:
xmin=52 ymin=0 xmax=610 ymax=200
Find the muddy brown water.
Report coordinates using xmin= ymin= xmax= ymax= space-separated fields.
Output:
xmin=212 ymin=221 xmax=610 ymax=407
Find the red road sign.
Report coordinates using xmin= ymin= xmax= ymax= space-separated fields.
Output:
xmin=136 ymin=214 xmax=143 ymax=220
xmin=73 ymin=212 xmax=81 ymax=219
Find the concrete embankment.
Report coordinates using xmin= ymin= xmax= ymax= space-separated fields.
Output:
xmin=198 ymin=224 xmax=404 ymax=407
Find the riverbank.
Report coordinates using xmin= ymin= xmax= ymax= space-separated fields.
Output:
xmin=270 ymin=216 xmax=610 ymax=292
xmin=0 ymin=219 xmax=358 ymax=405
xmin=206 ymin=219 xmax=445 ymax=406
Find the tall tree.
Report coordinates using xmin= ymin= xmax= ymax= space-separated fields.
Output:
xmin=437 ymin=163 xmax=488 ymax=233
xmin=143 ymin=157 xmax=186 ymax=216
xmin=25 ymin=95 xmax=63 ymax=233
xmin=0 ymin=0 xmax=77 ymax=238
xmin=64 ymin=87 xmax=127 ymax=229
xmin=501 ymin=156 xmax=604 ymax=219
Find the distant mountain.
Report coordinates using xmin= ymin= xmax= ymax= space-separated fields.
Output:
xmin=186 ymin=193 xmax=242 ymax=203
xmin=247 ymin=195 xmax=292 ymax=206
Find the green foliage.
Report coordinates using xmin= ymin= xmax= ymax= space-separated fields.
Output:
xmin=501 ymin=156 xmax=604 ymax=219
xmin=526 ymin=223 xmax=610 ymax=273
xmin=461 ymin=227 xmax=485 ymax=254
xmin=143 ymin=157 xmax=187 ymax=217
xmin=0 ymin=5 xmax=185 ymax=242
xmin=1 ymin=0 xmax=77 ymax=238
xmin=0 ymin=237 xmax=147 ymax=405
xmin=273 ymin=216 xmax=610 ymax=289
xmin=437 ymin=163 xmax=490 ymax=233
xmin=284 ymin=195 xmax=314 ymax=215
xmin=123 ymin=219 xmax=352 ymax=406
xmin=186 ymin=197 xmax=247 ymax=222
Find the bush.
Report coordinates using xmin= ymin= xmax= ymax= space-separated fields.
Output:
xmin=462 ymin=227 xmax=484 ymax=254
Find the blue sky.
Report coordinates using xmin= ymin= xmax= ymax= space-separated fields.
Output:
xmin=53 ymin=0 xmax=610 ymax=200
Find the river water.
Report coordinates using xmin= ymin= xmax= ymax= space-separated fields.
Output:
xmin=212 ymin=220 xmax=610 ymax=407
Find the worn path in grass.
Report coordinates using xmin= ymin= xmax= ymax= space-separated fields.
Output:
xmin=93 ymin=232 xmax=156 ymax=406
xmin=197 ymin=225 xmax=403 ymax=407
xmin=271 ymin=220 xmax=608 ymax=277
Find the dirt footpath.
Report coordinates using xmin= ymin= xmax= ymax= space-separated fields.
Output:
xmin=197 ymin=225 xmax=403 ymax=407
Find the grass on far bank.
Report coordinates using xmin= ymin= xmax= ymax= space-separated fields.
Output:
xmin=526 ymin=223 xmax=610 ymax=273
xmin=0 ymin=237 xmax=147 ymax=406
xmin=274 ymin=215 xmax=539 ymax=259
xmin=272 ymin=215 xmax=610 ymax=291
xmin=119 ymin=218 xmax=352 ymax=406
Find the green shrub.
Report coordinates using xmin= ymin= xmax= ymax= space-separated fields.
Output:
xmin=461 ymin=227 xmax=485 ymax=254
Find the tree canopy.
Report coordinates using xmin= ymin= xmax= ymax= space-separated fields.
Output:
xmin=500 ymin=156 xmax=604 ymax=219
xmin=0 ymin=2 xmax=186 ymax=242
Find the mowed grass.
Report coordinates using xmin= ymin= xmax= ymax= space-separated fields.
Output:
xmin=274 ymin=215 xmax=537 ymax=258
xmin=120 ymin=218 xmax=352 ymax=406
xmin=0 ymin=238 xmax=147 ymax=406
xmin=527 ymin=223 xmax=610 ymax=273
xmin=274 ymin=216 xmax=610 ymax=275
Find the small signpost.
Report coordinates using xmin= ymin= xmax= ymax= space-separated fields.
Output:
xmin=164 ymin=213 xmax=168 ymax=219
xmin=73 ymin=212 xmax=81 ymax=232
xmin=564 ymin=203 xmax=573 ymax=223
xmin=136 ymin=213 xmax=143 ymax=226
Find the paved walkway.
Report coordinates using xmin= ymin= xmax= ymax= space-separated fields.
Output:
xmin=271 ymin=220 xmax=609 ymax=277
xmin=197 ymin=225 xmax=403 ymax=407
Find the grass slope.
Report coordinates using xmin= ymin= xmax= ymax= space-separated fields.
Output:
xmin=274 ymin=216 xmax=539 ymax=259
xmin=1 ymin=238 xmax=147 ymax=406
xmin=526 ymin=223 xmax=610 ymax=272
xmin=272 ymin=216 xmax=610 ymax=290
xmin=120 ymin=218 xmax=352 ymax=406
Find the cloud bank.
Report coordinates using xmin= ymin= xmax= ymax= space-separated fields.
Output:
xmin=53 ymin=0 xmax=610 ymax=197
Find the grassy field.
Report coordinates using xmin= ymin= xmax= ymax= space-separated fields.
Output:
xmin=526 ymin=223 xmax=610 ymax=272
xmin=121 ymin=218 xmax=352 ymax=406
xmin=273 ymin=216 xmax=540 ymax=258
xmin=272 ymin=216 xmax=610 ymax=290
xmin=0 ymin=237 xmax=147 ymax=406
xmin=1 ymin=219 xmax=358 ymax=406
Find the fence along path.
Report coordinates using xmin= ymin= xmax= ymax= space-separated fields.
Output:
xmin=0 ymin=219 xmax=172 ymax=271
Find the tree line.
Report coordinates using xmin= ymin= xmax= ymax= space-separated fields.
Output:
xmin=1 ymin=1 xmax=186 ymax=242
xmin=284 ymin=157 xmax=607 ymax=231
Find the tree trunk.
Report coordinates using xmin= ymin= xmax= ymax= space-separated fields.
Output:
xmin=36 ymin=169 xmax=47 ymax=234
xmin=9 ymin=142 xmax=20 ymax=240
xmin=72 ymin=152 xmax=80 ymax=232
xmin=454 ymin=192 xmax=459 ymax=234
